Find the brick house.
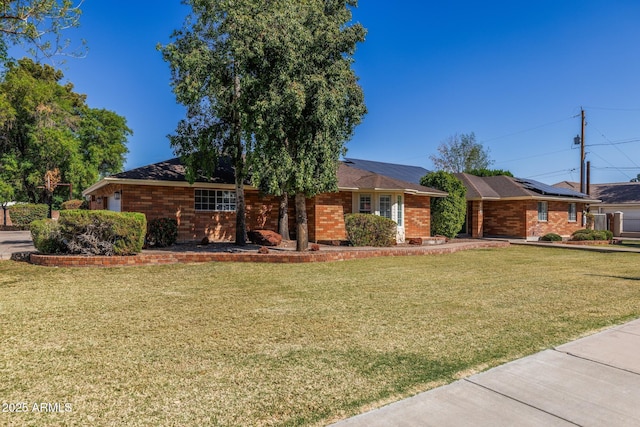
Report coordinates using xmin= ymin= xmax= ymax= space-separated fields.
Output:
xmin=455 ymin=173 xmax=600 ymax=239
xmin=555 ymin=181 xmax=640 ymax=233
xmin=82 ymin=157 xmax=447 ymax=243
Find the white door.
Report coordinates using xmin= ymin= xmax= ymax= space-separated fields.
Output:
xmin=107 ymin=193 xmax=121 ymax=212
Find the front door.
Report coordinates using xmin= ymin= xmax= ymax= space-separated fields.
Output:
xmin=394 ymin=195 xmax=405 ymax=243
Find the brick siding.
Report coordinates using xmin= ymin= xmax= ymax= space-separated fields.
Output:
xmin=405 ymin=194 xmax=431 ymax=238
xmin=482 ymin=200 xmax=587 ymax=238
xmin=310 ymin=192 xmax=353 ymax=241
xmin=88 ymin=185 xmax=434 ymax=243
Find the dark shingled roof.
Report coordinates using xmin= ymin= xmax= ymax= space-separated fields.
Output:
xmin=85 ymin=156 xmax=446 ymax=197
xmin=343 ymin=158 xmax=430 ymax=185
xmin=456 ymin=173 xmax=598 ymax=201
xmin=555 ymin=181 xmax=640 ymax=204
xmin=111 ymin=157 xmax=236 ymax=184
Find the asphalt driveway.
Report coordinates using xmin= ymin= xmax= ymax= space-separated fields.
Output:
xmin=0 ymin=230 xmax=35 ymax=260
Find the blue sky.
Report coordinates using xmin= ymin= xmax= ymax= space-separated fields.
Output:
xmin=11 ymin=1 xmax=640 ymax=185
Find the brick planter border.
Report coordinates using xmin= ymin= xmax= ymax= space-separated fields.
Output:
xmin=29 ymin=241 xmax=510 ymax=268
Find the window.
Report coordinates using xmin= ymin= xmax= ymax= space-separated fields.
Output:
xmin=537 ymin=201 xmax=548 ymax=221
xmin=379 ymin=195 xmax=392 ymax=219
xmin=195 ymin=189 xmax=236 ymax=211
xmin=359 ymin=194 xmax=372 ymax=214
xmin=568 ymin=203 xmax=577 ymax=222
xmin=397 ymin=195 xmax=403 ymax=226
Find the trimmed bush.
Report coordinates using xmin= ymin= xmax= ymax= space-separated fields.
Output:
xmin=146 ymin=217 xmax=178 ymax=248
xmin=8 ymin=203 xmax=48 ymax=227
xmin=61 ymin=199 xmax=87 ymax=210
xmin=540 ymin=233 xmax=562 ymax=242
xmin=570 ymin=229 xmax=612 ymax=242
xmin=420 ymin=172 xmax=466 ymax=238
xmin=58 ymin=210 xmax=147 ymax=255
xmin=345 ymin=213 xmax=396 ymax=247
xmin=30 ymin=219 xmax=66 ymax=254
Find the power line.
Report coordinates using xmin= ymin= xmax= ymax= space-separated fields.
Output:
xmin=479 ymin=116 xmax=575 ymax=144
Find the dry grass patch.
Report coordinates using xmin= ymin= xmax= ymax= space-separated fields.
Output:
xmin=1 ymin=246 xmax=639 ymax=426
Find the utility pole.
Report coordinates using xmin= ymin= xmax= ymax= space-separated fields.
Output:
xmin=580 ymin=108 xmax=586 ymax=193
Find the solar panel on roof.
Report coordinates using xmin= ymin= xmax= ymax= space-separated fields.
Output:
xmin=516 ymin=178 xmax=588 ymax=198
xmin=343 ymin=158 xmax=430 ymax=184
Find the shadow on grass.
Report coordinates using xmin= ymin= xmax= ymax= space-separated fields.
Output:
xmin=586 ymin=274 xmax=640 ymax=281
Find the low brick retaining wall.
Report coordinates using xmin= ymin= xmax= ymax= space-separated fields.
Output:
xmin=29 ymin=240 xmax=510 ymax=267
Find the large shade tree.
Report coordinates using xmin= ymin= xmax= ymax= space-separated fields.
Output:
xmin=0 ymin=0 xmax=85 ymax=61
xmin=161 ymin=0 xmax=366 ymax=250
xmin=248 ymin=0 xmax=366 ymax=250
xmin=160 ymin=0 xmax=255 ymax=245
xmin=0 ymin=58 xmax=131 ymax=202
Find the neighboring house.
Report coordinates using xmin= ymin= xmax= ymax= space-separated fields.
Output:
xmin=455 ymin=174 xmax=600 ymax=239
xmin=555 ymin=181 xmax=640 ymax=232
xmin=82 ymin=157 xmax=447 ymax=244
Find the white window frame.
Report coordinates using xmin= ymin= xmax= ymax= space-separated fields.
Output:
xmin=195 ymin=189 xmax=237 ymax=212
xmin=568 ymin=203 xmax=577 ymax=222
xmin=359 ymin=194 xmax=372 ymax=214
xmin=379 ymin=194 xmax=392 ymax=220
xmin=538 ymin=201 xmax=548 ymax=222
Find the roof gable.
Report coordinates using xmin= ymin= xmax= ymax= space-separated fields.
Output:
xmin=457 ymin=173 xmax=598 ymax=202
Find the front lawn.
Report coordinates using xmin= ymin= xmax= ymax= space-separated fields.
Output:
xmin=1 ymin=246 xmax=639 ymax=426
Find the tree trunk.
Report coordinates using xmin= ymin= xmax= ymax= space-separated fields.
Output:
xmin=232 ymin=71 xmax=246 ymax=246
xmin=295 ymin=192 xmax=308 ymax=251
xmin=278 ymin=192 xmax=290 ymax=240
xmin=235 ymin=178 xmax=247 ymax=245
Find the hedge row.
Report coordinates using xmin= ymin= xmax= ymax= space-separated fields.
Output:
xmin=31 ymin=210 xmax=146 ymax=256
xmin=570 ymin=229 xmax=613 ymax=241
xmin=9 ymin=204 xmax=48 ymax=227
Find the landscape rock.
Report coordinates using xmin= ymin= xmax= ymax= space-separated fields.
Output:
xmin=248 ymin=229 xmax=282 ymax=246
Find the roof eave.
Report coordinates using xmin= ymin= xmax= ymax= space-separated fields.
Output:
xmin=83 ymin=177 xmax=252 ymax=196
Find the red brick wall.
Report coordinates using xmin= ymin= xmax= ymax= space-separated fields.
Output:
xmin=482 ymin=200 xmax=586 ymax=238
xmin=483 ymin=200 xmax=526 ymax=237
xmin=89 ymin=185 xmax=434 ymax=243
xmin=310 ymin=191 xmax=353 ymax=241
xmin=90 ymin=184 xmax=283 ymax=242
xmin=405 ymin=194 xmax=431 ymax=238
xmin=525 ymin=200 xmax=586 ymax=238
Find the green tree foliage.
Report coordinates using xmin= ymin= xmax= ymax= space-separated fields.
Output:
xmin=0 ymin=0 xmax=84 ymax=62
xmin=430 ymin=132 xmax=493 ymax=173
xmin=161 ymin=0 xmax=366 ymax=250
xmin=420 ymin=171 xmax=467 ymax=238
xmin=161 ymin=0 xmax=255 ymax=245
xmin=0 ymin=58 xmax=131 ymax=203
xmin=466 ymin=168 xmax=514 ymax=177
xmin=247 ymin=0 xmax=366 ymax=250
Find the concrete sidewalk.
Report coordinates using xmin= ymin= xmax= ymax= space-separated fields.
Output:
xmin=331 ymin=319 xmax=640 ymax=426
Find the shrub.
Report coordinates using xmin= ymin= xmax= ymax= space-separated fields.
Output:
xmin=61 ymin=199 xmax=87 ymax=210
xmin=9 ymin=203 xmax=48 ymax=227
xmin=420 ymin=172 xmax=466 ymax=238
xmin=58 ymin=210 xmax=147 ymax=255
xmin=30 ymin=219 xmax=66 ymax=254
xmin=146 ymin=217 xmax=178 ymax=247
xmin=570 ymin=229 xmax=612 ymax=241
xmin=345 ymin=213 xmax=396 ymax=247
xmin=540 ymin=233 xmax=562 ymax=242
